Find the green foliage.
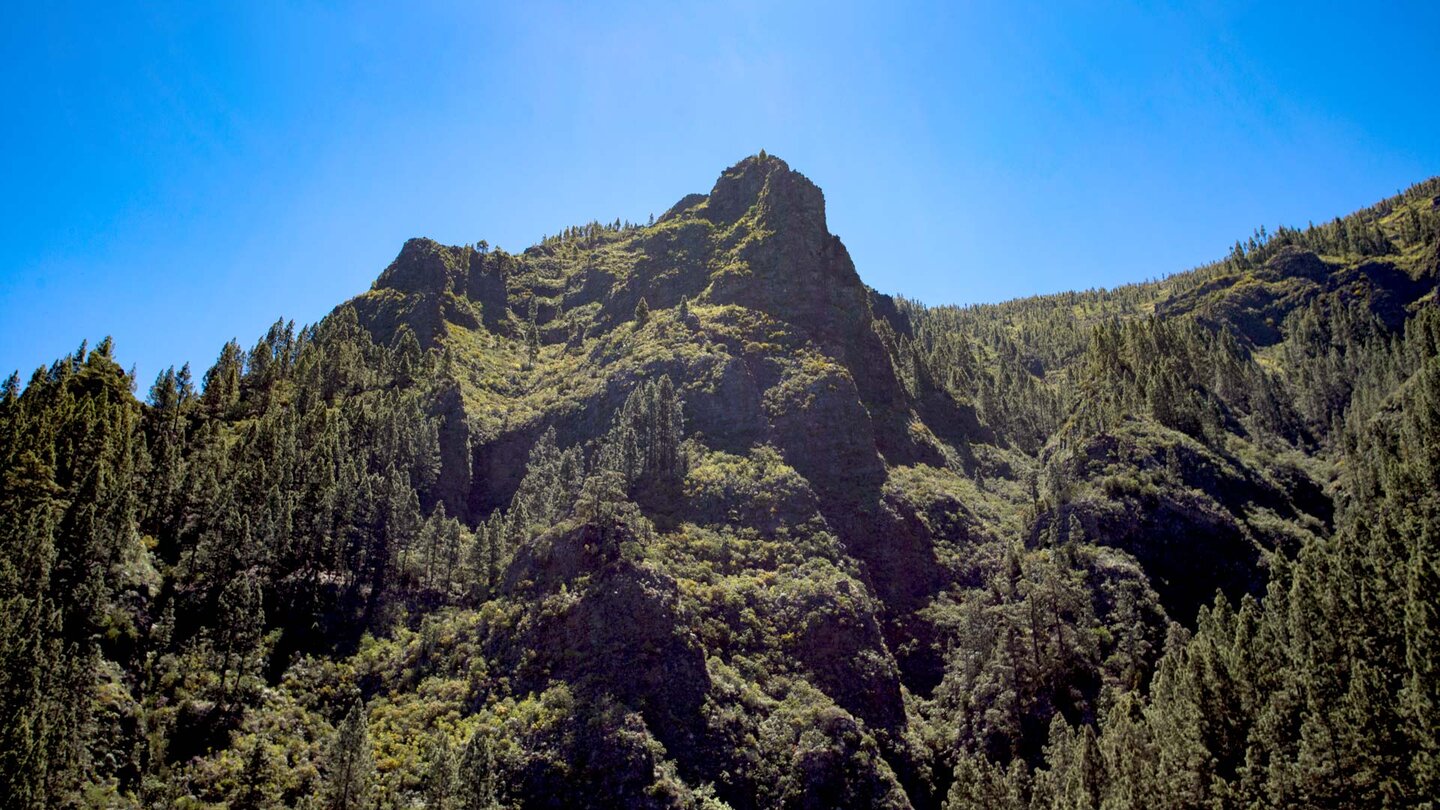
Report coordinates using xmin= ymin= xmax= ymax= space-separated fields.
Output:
xmin=422 ymin=734 xmax=459 ymax=810
xmin=456 ymin=729 xmax=498 ymax=810
xmin=2 ymin=163 xmax=1438 ymax=808
xmin=927 ymin=543 xmax=1167 ymax=768
xmin=684 ymin=444 xmax=821 ymax=533
xmin=324 ymin=700 xmax=375 ymax=810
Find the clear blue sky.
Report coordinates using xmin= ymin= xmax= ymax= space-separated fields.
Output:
xmin=3 ymin=2 xmax=1438 ymax=385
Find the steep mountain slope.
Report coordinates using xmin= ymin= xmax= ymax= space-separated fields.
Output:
xmin=1 ymin=156 xmax=1438 ymax=809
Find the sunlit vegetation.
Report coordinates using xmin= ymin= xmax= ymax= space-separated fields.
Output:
xmin=2 ymin=156 xmax=1438 ymax=807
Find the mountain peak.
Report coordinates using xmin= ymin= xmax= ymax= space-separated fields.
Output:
xmin=702 ymin=153 xmax=827 ymax=235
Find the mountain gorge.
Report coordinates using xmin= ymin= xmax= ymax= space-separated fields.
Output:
xmin=3 ymin=154 xmax=1439 ymax=809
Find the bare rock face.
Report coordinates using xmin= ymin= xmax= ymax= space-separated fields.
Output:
xmin=702 ymin=156 xmax=872 ymax=352
xmin=374 ymin=237 xmax=464 ymax=294
xmin=464 ymin=248 xmax=513 ymax=331
xmin=765 ymin=362 xmax=887 ymax=503
xmin=679 ymin=352 xmax=770 ymax=453
xmin=693 ymin=157 xmax=957 ymax=474
xmin=360 ymin=238 xmax=511 ymax=345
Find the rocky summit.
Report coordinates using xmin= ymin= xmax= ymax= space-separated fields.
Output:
xmin=4 ymin=155 xmax=1440 ymax=808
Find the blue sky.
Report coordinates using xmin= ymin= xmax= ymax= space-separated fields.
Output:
xmin=3 ymin=2 xmax=1438 ymax=385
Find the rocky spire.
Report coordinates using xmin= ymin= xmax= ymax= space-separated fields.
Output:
xmin=703 ymin=153 xmax=829 ymax=240
xmin=700 ymin=154 xmax=869 ymax=348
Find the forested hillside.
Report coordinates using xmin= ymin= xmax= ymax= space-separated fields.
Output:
xmin=3 ymin=154 xmax=1438 ymax=809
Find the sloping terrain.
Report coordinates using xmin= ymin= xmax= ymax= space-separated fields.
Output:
xmin=2 ymin=155 xmax=1438 ymax=808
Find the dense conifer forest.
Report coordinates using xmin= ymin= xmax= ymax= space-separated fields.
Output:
xmin=3 ymin=154 xmax=1439 ymax=808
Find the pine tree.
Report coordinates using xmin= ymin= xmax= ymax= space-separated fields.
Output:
xmin=457 ymin=729 xmax=499 ymax=810
xmin=323 ymin=700 xmax=375 ymax=810
xmin=525 ymin=322 xmax=540 ymax=368
xmin=1060 ymin=725 xmax=1103 ymax=810
xmin=423 ymin=735 xmax=460 ymax=810
xmin=202 ymin=339 xmax=245 ymax=417
xmin=946 ymin=754 xmax=1027 ymax=809
xmin=217 ymin=570 xmax=264 ymax=705
xmin=391 ymin=325 xmax=423 ymax=386
xmin=1094 ymin=694 xmax=1157 ymax=810
xmin=485 ymin=511 xmax=508 ymax=591
xmin=233 ymin=741 xmax=272 ymax=810
xmin=0 ymin=371 xmax=18 ymax=404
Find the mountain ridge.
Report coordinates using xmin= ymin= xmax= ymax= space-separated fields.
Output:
xmin=337 ymin=152 xmax=1437 ymax=688
xmin=2 ymin=155 xmax=1438 ymax=808
xmin=349 ymin=156 xmax=1439 ymax=789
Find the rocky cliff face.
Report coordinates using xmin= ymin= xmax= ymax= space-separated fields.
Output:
xmin=355 ymin=154 xmax=966 ymax=520
xmin=323 ymin=155 xmax=1438 ymax=807
xmin=337 ymin=155 xmax=996 ymax=805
